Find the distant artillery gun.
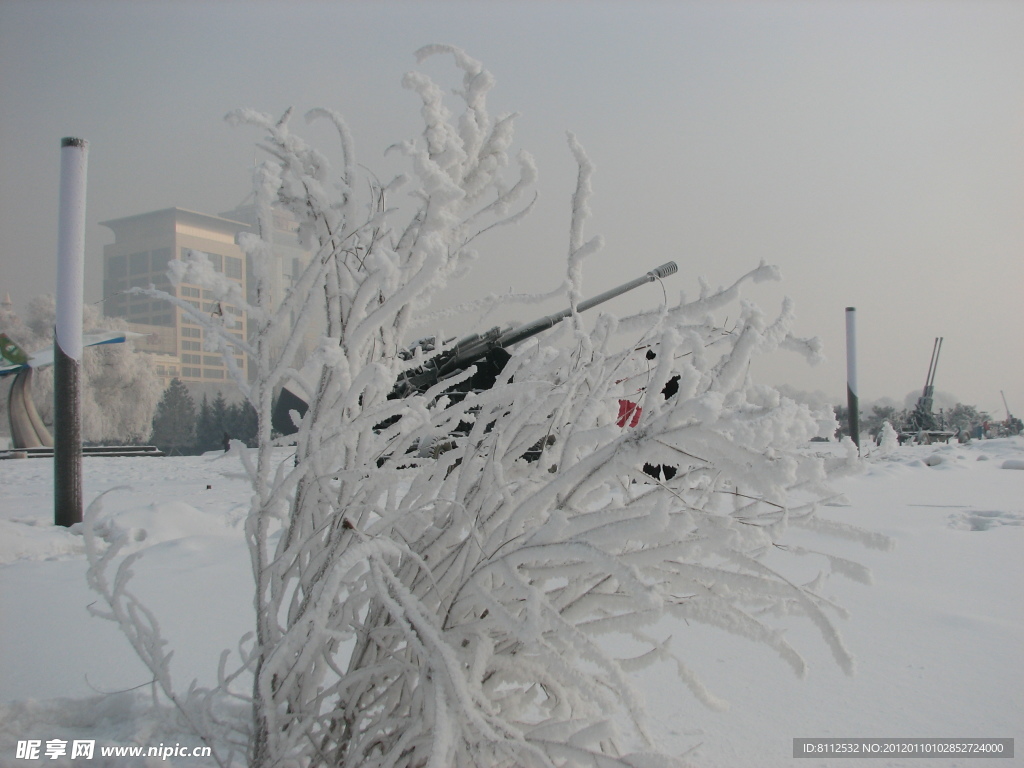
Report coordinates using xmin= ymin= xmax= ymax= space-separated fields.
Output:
xmin=898 ymin=337 xmax=956 ymax=445
xmin=272 ymin=262 xmax=680 ymax=438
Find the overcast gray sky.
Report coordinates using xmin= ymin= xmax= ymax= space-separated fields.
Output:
xmin=1 ymin=0 xmax=1021 ymax=415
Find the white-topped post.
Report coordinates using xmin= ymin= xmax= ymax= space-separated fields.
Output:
xmin=845 ymin=306 xmax=860 ymax=450
xmin=54 ymin=137 xmax=88 ymax=527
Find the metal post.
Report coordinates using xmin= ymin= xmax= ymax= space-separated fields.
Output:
xmin=54 ymin=137 xmax=88 ymax=527
xmin=845 ymin=307 xmax=860 ymax=450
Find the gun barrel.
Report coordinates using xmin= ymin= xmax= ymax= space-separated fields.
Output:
xmin=280 ymin=261 xmax=680 ymax=429
xmin=497 ymin=261 xmax=677 ymax=349
xmin=922 ymin=337 xmax=942 ymax=394
xmin=419 ymin=261 xmax=678 ymax=387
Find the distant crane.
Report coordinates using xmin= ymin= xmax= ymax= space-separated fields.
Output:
xmin=1000 ymin=390 xmax=1023 ymax=436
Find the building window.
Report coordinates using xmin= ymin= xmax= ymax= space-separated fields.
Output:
xmin=203 ymin=368 xmax=225 ymax=379
xmin=180 ymin=248 xmax=223 ymax=271
xmin=225 ymin=256 xmax=242 ymax=278
xmin=182 ymin=341 xmax=201 ymax=351
xmin=108 ymin=254 xmax=127 ymax=278
xmin=182 ymin=354 xmax=201 ymax=364
xmin=151 ymin=247 xmax=172 ymax=274
xmin=129 ymin=251 xmax=150 ymax=275
xmin=203 ymin=355 xmax=222 ymax=367
xmin=182 ymin=327 xmax=201 ymax=338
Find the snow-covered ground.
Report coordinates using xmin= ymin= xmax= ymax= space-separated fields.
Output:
xmin=1 ymin=438 xmax=1021 ymax=766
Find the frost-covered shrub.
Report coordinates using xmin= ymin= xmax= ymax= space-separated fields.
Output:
xmin=877 ymin=420 xmax=899 ymax=455
xmin=84 ymin=45 xmax=886 ymax=768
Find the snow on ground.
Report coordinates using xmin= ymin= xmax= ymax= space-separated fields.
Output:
xmin=1 ymin=438 xmax=1021 ymax=766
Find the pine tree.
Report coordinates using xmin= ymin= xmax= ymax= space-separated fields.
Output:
xmin=194 ymin=392 xmax=231 ymax=452
xmin=225 ymin=400 xmax=258 ymax=447
xmin=150 ymin=378 xmax=196 ymax=455
xmin=195 ymin=394 xmax=214 ymax=452
xmin=211 ymin=392 xmax=229 ymax=448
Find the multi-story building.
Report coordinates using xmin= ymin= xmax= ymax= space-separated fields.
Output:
xmin=101 ymin=205 xmax=317 ymax=396
xmin=100 ymin=208 xmax=250 ymax=395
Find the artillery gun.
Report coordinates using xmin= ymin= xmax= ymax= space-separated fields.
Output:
xmin=272 ymin=261 xmax=679 ymax=436
xmin=899 ymin=337 xmax=956 ymax=445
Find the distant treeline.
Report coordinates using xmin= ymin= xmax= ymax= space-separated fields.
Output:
xmin=150 ymin=378 xmax=259 ymax=454
xmin=834 ymin=401 xmax=1020 ymax=439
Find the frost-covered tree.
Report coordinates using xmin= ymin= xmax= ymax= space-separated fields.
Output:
xmin=150 ymin=378 xmax=196 ymax=454
xmin=0 ymin=295 xmax=161 ymax=443
xmin=84 ymin=45 xmax=885 ymax=768
xmin=832 ymin=403 xmax=851 ymax=439
xmin=862 ymin=404 xmax=899 ymax=438
xmin=944 ymin=402 xmax=988 ymax=432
